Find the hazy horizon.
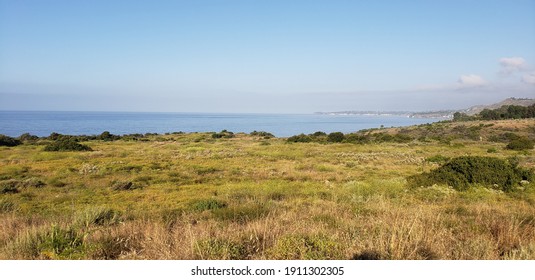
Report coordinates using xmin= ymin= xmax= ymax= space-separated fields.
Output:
xmin=1 ymin=0 xmax=534 ymax=114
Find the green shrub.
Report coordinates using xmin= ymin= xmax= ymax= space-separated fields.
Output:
xmin=0 ymin=134 xmax=21 ymax=147
xmin=44 ymin=139 xmax=92 ymax=152
xmin=327 ymin=132 xmax=345 ymax=143
xmin=98 ymin=131 xmax=120 ymax=141
xmin=311 ymin=131 xmax=327 ymax=137
xmin=18 ymin=133 xmax=39 ymax=142
xmin=506 ymin=138 xmax=534 ymax=151
xmin=407 ymin=156 xmax=533 ymax=192
xmin=250 ymin=131 xmax=275 ymax=138
xmin=344 ymin=133 xmax=370 ymax=144
xmin=287 ymin=134 xmax=312 ymax=143
xmin=212 ymin=130 xmax=235 ymax=139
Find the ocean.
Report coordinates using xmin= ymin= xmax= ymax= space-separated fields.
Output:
xmin=0 ymin=111 xmax=444 ymax=138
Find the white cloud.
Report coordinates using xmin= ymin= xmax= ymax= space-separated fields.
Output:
xmin=457 ymin=74 xmax=487 ymax=88
xmin=499 ymin=57 xmax=528 ymax=74
xmin=522 ymin=72 xmax=535 ymax=84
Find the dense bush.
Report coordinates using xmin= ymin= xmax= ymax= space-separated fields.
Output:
xmin=212 ymin=130 xmax=235 ymax=139
xmin=287 ymin=134 xmax=312 ymax=143
xmin=18 ymin=133 xmax=39 ymax=142
xmin=0 ymin=135 xmax=21 ymax=147
xmin=344 ymin=133 xmax=370 ymax=144
xmin=98 ymin=131 xmax=121 ymax=141
xmin=48 ymin=132 xmax=63 ymax=141
xmin=506 ymin=137 xmax=534 ymax=151
xmin=327 ymin=132 xmax=345 ymax=143
xmin=407 ymin=156 xmax=533 ymax=192
xmin=311 ymin=131 xmax=327 ymax=137
xmin=250 ymin=131 xmax=274 ymax=138
xmin=44 ymin=139 xmax=92 ymax=152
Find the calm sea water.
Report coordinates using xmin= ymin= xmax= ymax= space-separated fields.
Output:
xmin=0 ymin=111 xmax=443 ymax=137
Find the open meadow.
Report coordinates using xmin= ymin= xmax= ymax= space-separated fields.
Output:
xmin=1 ymin=119 xmax=535 ymax=260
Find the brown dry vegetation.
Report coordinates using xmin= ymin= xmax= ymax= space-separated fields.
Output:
xmin=1 ymin=119 xmax=535 ymax=259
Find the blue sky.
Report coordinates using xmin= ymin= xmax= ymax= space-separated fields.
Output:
xmin=1 ymin=0 xmax=534 ymax=113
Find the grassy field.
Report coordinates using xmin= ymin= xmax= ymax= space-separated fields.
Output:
xmin=1 ymin=119 xmax=535 ymax=259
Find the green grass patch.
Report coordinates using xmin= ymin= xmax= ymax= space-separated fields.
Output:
xmin=190 ymin=199 xmax=227 ymax=212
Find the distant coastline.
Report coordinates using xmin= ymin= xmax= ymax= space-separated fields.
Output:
xmin=314 ymin=110 xmax=454 ymax=119
xmin=315 ymin=97 xmax=535 ymax=119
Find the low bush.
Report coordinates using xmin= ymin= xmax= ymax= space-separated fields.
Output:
xmin=250 ymin=131 xmax=275 ymax=138
xmin=311 ymin=131 xmax=327 ymax=137
xmin=0 ymin=135 xmax=21 ymax=147
xmin=506 ymin=137 xmax=534 ymax=151
xmin=344 ymin=133 xmax=370 ymax=144
xmin=407 ymin=156 xmax=533 ymax=192
xmin=327 ymin=132 xmax=345 ymax=143
xmin=287 ymin=134 xmax=312 ymax=143
xmin=44 ymin=139 xmax=92 ymax=152
xmin=18 ymin=133 xmax=40 ymax=142
xmin=97 ymin=131 xmax=121 ymax=141
xmin=212 ymin=130 xmax=235 ymax=139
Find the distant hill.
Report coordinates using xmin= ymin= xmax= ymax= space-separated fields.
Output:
xmin=463 ymin=98 xmax=535 ymax=115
